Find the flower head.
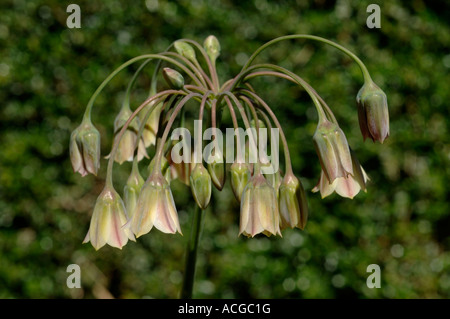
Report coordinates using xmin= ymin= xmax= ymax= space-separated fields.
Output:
xmin=312 ymin=149 xmax=369 ymax=199
xmin=70 ymin=120 xmax=101 ymax=177
xmin=357 ymin=81 xmax=390 ymax=143
xmin=131 ymin=172 xmax=182 ymax=238
xmin=313 ymin=120 xmax=353 ymax=183
xmin=279 ymin=174 xmax=308 ymax=230
xmin=83 ymin=187 xmax=135 ymax=250
xmin=239 ymin=174 xmax=281 ymax=237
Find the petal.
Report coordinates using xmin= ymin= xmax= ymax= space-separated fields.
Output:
xmin=335 ymin=176 xmax=361 ymax=199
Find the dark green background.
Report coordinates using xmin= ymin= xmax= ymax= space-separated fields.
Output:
xmin=1 ymin=0 xmax=449 ymax=298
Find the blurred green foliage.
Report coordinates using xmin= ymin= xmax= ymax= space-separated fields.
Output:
xmin=1 ymin=0 xmax=449 ymax=298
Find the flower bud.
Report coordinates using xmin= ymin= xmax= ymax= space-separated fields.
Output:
xmin=207 ymin=153 xmax=226 ymax=190
xmin=123 ymin=164 xmax=145 ymax=220
xmin=142 ymin=97 xmax=162 ymax=148
xmin=312 ymin=149 xmax=369 ymax=199
xmin=279 ymin=174 xmax=308 ymax=230
xmin=163 ymin=67 xmax=184 ymax=89
xmin=174 ymin=40 xmax=197 ymax=63
xmin=83 ymin=187 xmax=135 ymax=250
xmin=239 ymin=174 xmax=281 ymax=237
xmin=356 ymin=81 xmax=390 ymax=143
xmin=230 ymin=162 xmax=251 ymax=202
xmin=108 ymin=106 xmax=148 ymax=164
xmin=131 ymin=172 xmax=182 ymax=237
xmin=190 ymin=164 xmax=212 ymax=209
xmin=313 ymin=120 xmax=353 ymax=184
xmin=70 ymin=120 xmax=101 ymax=177
xmin=203 ymin=35 xmax=220 ymax=64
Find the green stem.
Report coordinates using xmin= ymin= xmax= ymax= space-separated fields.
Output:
xmin=83 ymin=54 xmax=202 ymax=121
xmin=244 ymin=70 xmax=338 ymax=124
xmin=242 ymin=34 xmax=372 ymax=83
xmin=180 ymin=205 xmax=204 ymax=299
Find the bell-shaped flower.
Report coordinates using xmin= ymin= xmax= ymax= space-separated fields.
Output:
xmin=107 ymin=105 xmax=148 ymax=164
xmin=70 ymin=119 xmax=101 ymax=177
xmin=130 ymin=172 xmax=182 ymax=238
xmin=230 ymin=162 xmax=252 ymax=202
xmin=312 ymin=150 xmax=369 ymax=199
xmin=357 ymin=81 xmax=390 ymax=143
xmin=239 ymin=174 xmax=281 ymax=237
xmin=190 ymin=163 xmax=212 ymax=209
xmin=279 ymin=174 xmax=308 ymax=230
xmin=83 ymin=187 xmax=135 ymax=250
xmin=313 ymin=119 xmax=353 ymax=184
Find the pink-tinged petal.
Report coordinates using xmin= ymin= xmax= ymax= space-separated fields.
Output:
xmin=335 ymin=176 xmax=361 ymax=199
xmin=319 ymin=171 xmax=337 ymax=199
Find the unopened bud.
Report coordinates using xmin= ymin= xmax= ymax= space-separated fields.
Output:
xmin=230 ymin=162 xmax=251 ymax=202
xmin=207 ymin=153 xmax=226 ymax=190
xmin=174 ymin=41 xmax=197 ymax=63
xmin=70 ymin=119 xmax=101 ymax=177
xmin=357 ymin=81 xmax=390 ymax=143
xmin=124 ymin=164 xmax=145 ymax=220
xmin=279 ymin=174 xmax=308 ymax=230
xmin=190 ymin=164 xmax=212 ymax=209
xmin=163 ymin=67 xmax=184 ymax=89
xmin=203 ymin=35 xmax=220 ymax=64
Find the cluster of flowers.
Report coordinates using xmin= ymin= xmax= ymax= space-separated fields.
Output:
xmin=70 ymin=35 xmax=389 ymax=250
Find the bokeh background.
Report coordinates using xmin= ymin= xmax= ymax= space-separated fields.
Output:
xmin=1 ymin=0 xmax=449 ymax=298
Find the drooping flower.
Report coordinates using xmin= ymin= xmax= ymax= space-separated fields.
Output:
xmin=108 ymin=105 xmax=148 ymax=164
xmin=70 ymin=119 xmax=101 ymax=177
xmin=239 ymin=174 xmax=281 ymax=237
xmin=279 ymin=174 xmax=308 ymax=230
xmin=130 ymin=172 xmax=182 ymax=238
xmin=357 ymin=81 xmax=390 ymax=143
xmin=312 ymin=150 xmax=369 ymax=199
xmin=123 ymin=162 xmax=145 ymax=220
xmin=83 ymin=187 xmax=135 ymax=250
xmin=313 ymin=119 xmax=353 ymax=183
